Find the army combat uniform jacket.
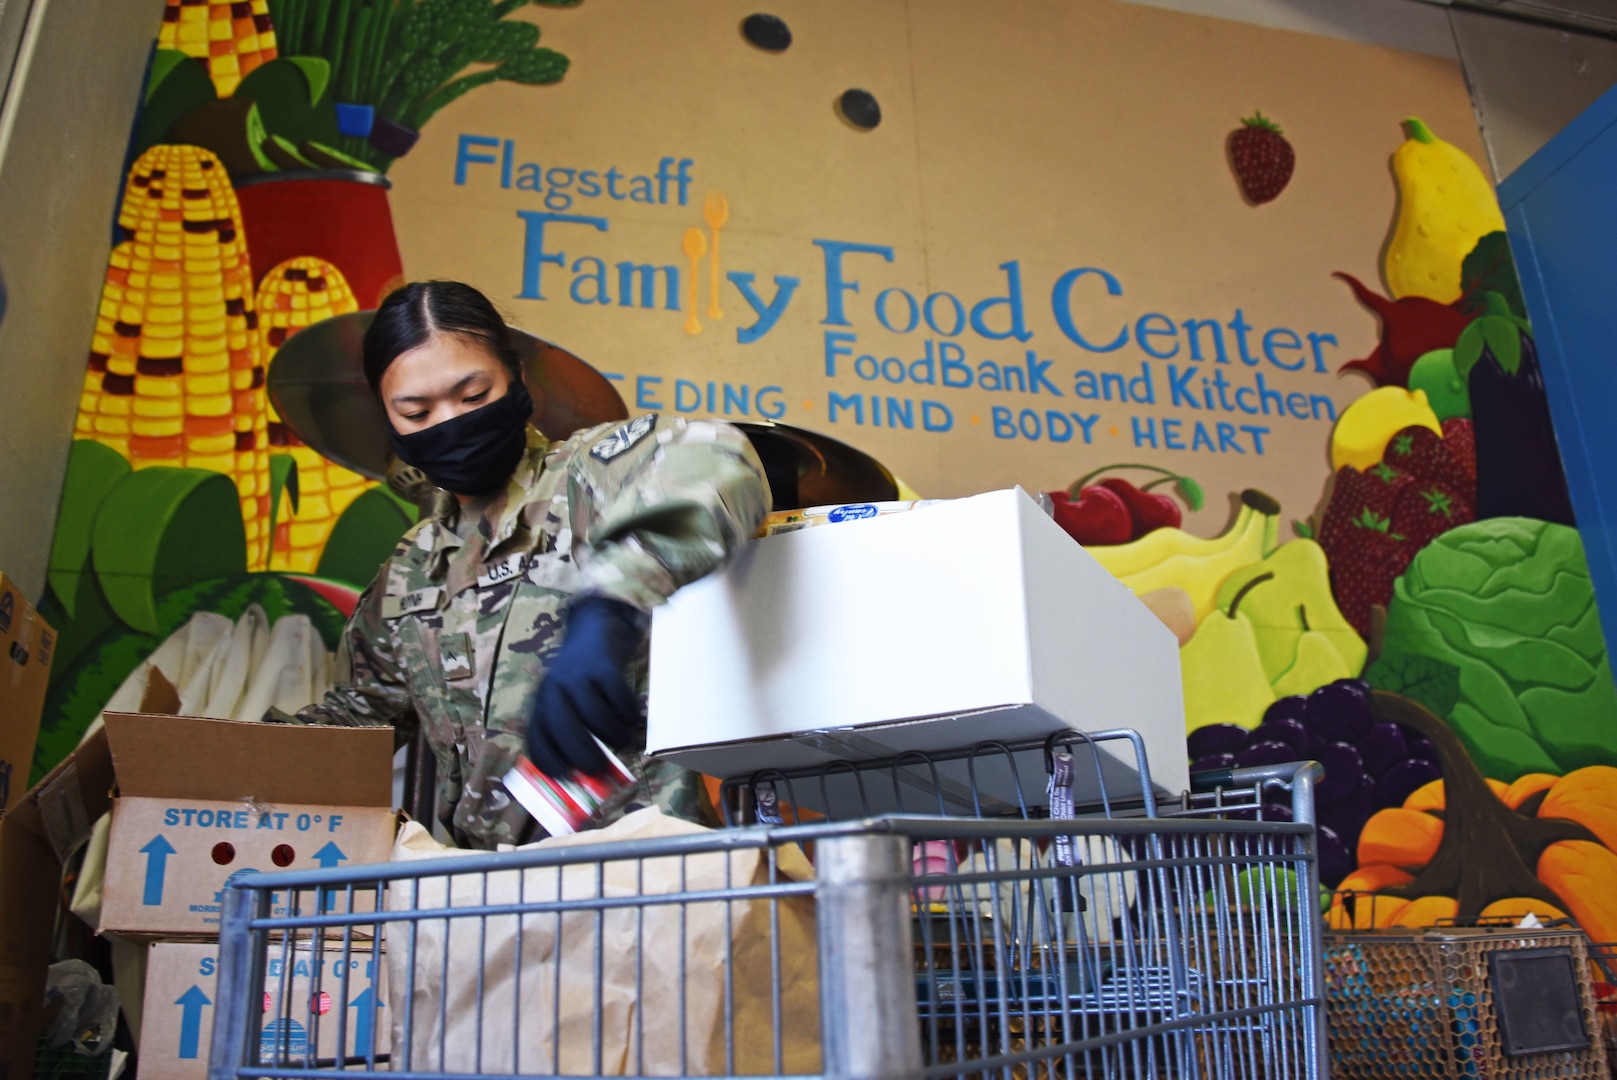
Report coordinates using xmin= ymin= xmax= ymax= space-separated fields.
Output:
xmin=292 ymin=414 xmax=770 ymax=849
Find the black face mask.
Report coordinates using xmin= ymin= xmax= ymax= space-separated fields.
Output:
xmin=388 ymin=380 xmax=534 ymax=496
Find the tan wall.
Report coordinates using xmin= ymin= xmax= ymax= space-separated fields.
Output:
xmin=385 ymin=0 xmax=1486 ymax=535
xmin=0 ymin=0 xmax=166 ymax=599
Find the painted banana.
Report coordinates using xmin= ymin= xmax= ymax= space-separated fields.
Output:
xmin=1088 ymin=489 xmax=1280 ymax=578
xmin=1089 ymin=489 xmax=1281 ymax=623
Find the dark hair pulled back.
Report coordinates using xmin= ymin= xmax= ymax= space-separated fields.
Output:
xmin=362 ymin=281 xmax=522 ymax=394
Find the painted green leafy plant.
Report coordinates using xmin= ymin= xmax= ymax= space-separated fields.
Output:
xmin=44 ymin=441 xmax=248 ymax=656
xmin=136 ymin=1 xmax=575 ymax=177
xmin=268 ymin=0 xmax=577 ymax=170
xmin=1366 ymin=517 xmax=1617 ymax=780
xmin=137 ymin=53 xmax=364 ymax=177
xmin=35 ymin=440 xmax=417 ymax=778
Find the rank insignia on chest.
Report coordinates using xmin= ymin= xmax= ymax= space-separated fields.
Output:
xmin=477 ymin=552 xmax=528 ymax=589
xmin=440 ymin=631 xmax=473 ymax=681
xmin=590 ymin=413 xmax=657 ymax=462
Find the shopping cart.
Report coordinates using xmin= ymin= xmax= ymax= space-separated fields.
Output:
xmin=206 ymin=730 xmax=1325 ymax=1080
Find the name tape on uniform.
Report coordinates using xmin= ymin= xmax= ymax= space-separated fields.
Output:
xmin=383 ymin=586 xmax=443 ymax=618
xmin=476 ymin=553 xmax=527 ymax=589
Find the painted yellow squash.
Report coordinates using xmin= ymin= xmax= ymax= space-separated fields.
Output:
xmin=1330 ymin=386 xmax=1442 ymax=472
xmin=1384 ymin=117 xmax=1505 ymax=304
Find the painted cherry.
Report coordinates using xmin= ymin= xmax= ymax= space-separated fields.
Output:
xmin=1048 ymin=486 xmax=1134 ymax=545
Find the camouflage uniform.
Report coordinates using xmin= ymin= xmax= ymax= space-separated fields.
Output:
xmin=289 ymin=415 xmax=770 ymax=849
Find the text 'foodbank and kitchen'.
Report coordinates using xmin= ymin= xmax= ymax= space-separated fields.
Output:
xmin=457 ymin=135 xmax=1349 ymax=455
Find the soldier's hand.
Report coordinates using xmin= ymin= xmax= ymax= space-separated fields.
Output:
xmin=526 ymin=594 xmax=647 ymax=778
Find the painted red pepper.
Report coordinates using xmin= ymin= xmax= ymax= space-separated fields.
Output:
xmin=1334 ymin=272 xmax=1472 ymax=388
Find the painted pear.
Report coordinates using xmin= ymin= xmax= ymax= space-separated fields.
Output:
xmin=1384 ymin=117 xmax=1505 ymax=305
xmin=1272 ymin=631 xmax=1355 ymax=698
xmin=1214 ymin=539 xmax=1368 ymax=695
xmin=1180 ymin=599 xmax=1276 ymax=733
xmin=1090 ymin=489 xmax=1281 ymax=623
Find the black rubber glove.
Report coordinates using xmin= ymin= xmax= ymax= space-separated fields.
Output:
xmin=526 ymin=594 xmax=647 ymax=778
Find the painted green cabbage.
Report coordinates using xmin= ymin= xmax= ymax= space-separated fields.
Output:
xmin=1368 ymin=517 xmax=1617 ymax=780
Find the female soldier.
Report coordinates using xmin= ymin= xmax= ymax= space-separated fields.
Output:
xmin=287 ymin=281 xmax=770 ymax=848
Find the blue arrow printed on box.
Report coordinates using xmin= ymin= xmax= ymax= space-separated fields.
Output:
xmin=141 ymin=835 xmax=177 ymax=905
xmin=313 ymin=842 xmax=347 ymax=868
xmin=350 ymin=987 xmax=382 ymax=1058
xmin=175 ymin=985 xmax=211 ymax=1059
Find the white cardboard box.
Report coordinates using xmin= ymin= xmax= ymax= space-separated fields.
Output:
xmin=647 ymin=488 xmax=1188 ymax=811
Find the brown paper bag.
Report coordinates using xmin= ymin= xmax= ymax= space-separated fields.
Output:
xmin=384 ymin=808 xmax=820 ymax=1075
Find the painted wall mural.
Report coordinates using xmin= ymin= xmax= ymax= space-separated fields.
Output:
xmin=31 ymin=0 xmax=1617 ymax=938
xmin=33 ymin=0 xmax=566 ymax=773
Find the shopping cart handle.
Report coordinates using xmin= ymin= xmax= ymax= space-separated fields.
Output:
xmin=1191 ymin=760 xmax=1323 ymax=792
xmin=1189 ymin=768 xmax=1236 ymax=790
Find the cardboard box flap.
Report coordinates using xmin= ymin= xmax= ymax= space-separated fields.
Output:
xmin=5 ymin=726 xmax=114 ymax=859
xmin=102 ymin=713 xmax=393 ymax=807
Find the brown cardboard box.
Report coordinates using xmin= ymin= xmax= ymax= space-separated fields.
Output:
xmin=0 ymin=573 xmax=53 ymax=813
xmin=0 ymin=712 xmax=395 ymax=1077
xmin=96 ymin=713 xmax=397 ymax=937
xmin=0 ymin=726 xmax=113 ymax=1080
xmin=141 ymin=939 xmax=388 ymax=1080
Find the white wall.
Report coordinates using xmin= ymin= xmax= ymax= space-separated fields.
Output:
xmin=0 ymin=0 xmax=165 ymax=599
xmin=1119 ymin=0 xmax=1617 ymax=182
xmin=1119 ymin=0 xmax=1459 ymax=57
xmin=1449 ymin=7 xmax=1617 ymax=180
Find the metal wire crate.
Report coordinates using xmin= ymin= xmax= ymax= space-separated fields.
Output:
xmin=206 ymin=781 xmax=1325 ymax=1079
xmin=1323 ymin=926 xmax=1612 ymax=1078
xmin=1585 ymin=941 xmax=1617 ymax=1074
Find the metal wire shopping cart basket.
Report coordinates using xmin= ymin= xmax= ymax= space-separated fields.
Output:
xmin=206 ymin=729 xmax=1325 ymax=1080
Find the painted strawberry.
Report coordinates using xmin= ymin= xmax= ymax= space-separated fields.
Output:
xmin=1228 ymin=112 xmax=1295 ymax=205
xmin=1318 ymin=462 xmax=1412 ymax=555
xmin=1317 ymin=419 xmax=1483 ymax=637
xmin=1382 ymin=425 xmax=1475 ymax=505
xmin=1390 ymin=480 xmax=1474 ymax=551
xmin=1320 ymin=458 xmax=1421 ymax=638
xmin=1327 ymin=509 xmax=1412 ymax=637
xmin=1441 ymin=417 xmax=1477 ymax=488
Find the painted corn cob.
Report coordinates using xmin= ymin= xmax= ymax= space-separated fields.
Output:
xmin=157 ymin=0 xmax=278 ymax=97
xmin=75 ymin=144 xmax=272 ymax=569
xmin=255 ymin=256 xmax=375 ymax=572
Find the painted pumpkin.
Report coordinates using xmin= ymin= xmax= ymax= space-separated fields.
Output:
xmin=1331 ymin=705 xmax=1617 ymax=940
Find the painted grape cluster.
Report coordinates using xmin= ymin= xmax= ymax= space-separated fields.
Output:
xmin=1189 ymin=678 xmax=1440 ymax=886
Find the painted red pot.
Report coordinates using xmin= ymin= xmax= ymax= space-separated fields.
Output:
xmin=233 ymin=170 xmax=406 ymax=309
